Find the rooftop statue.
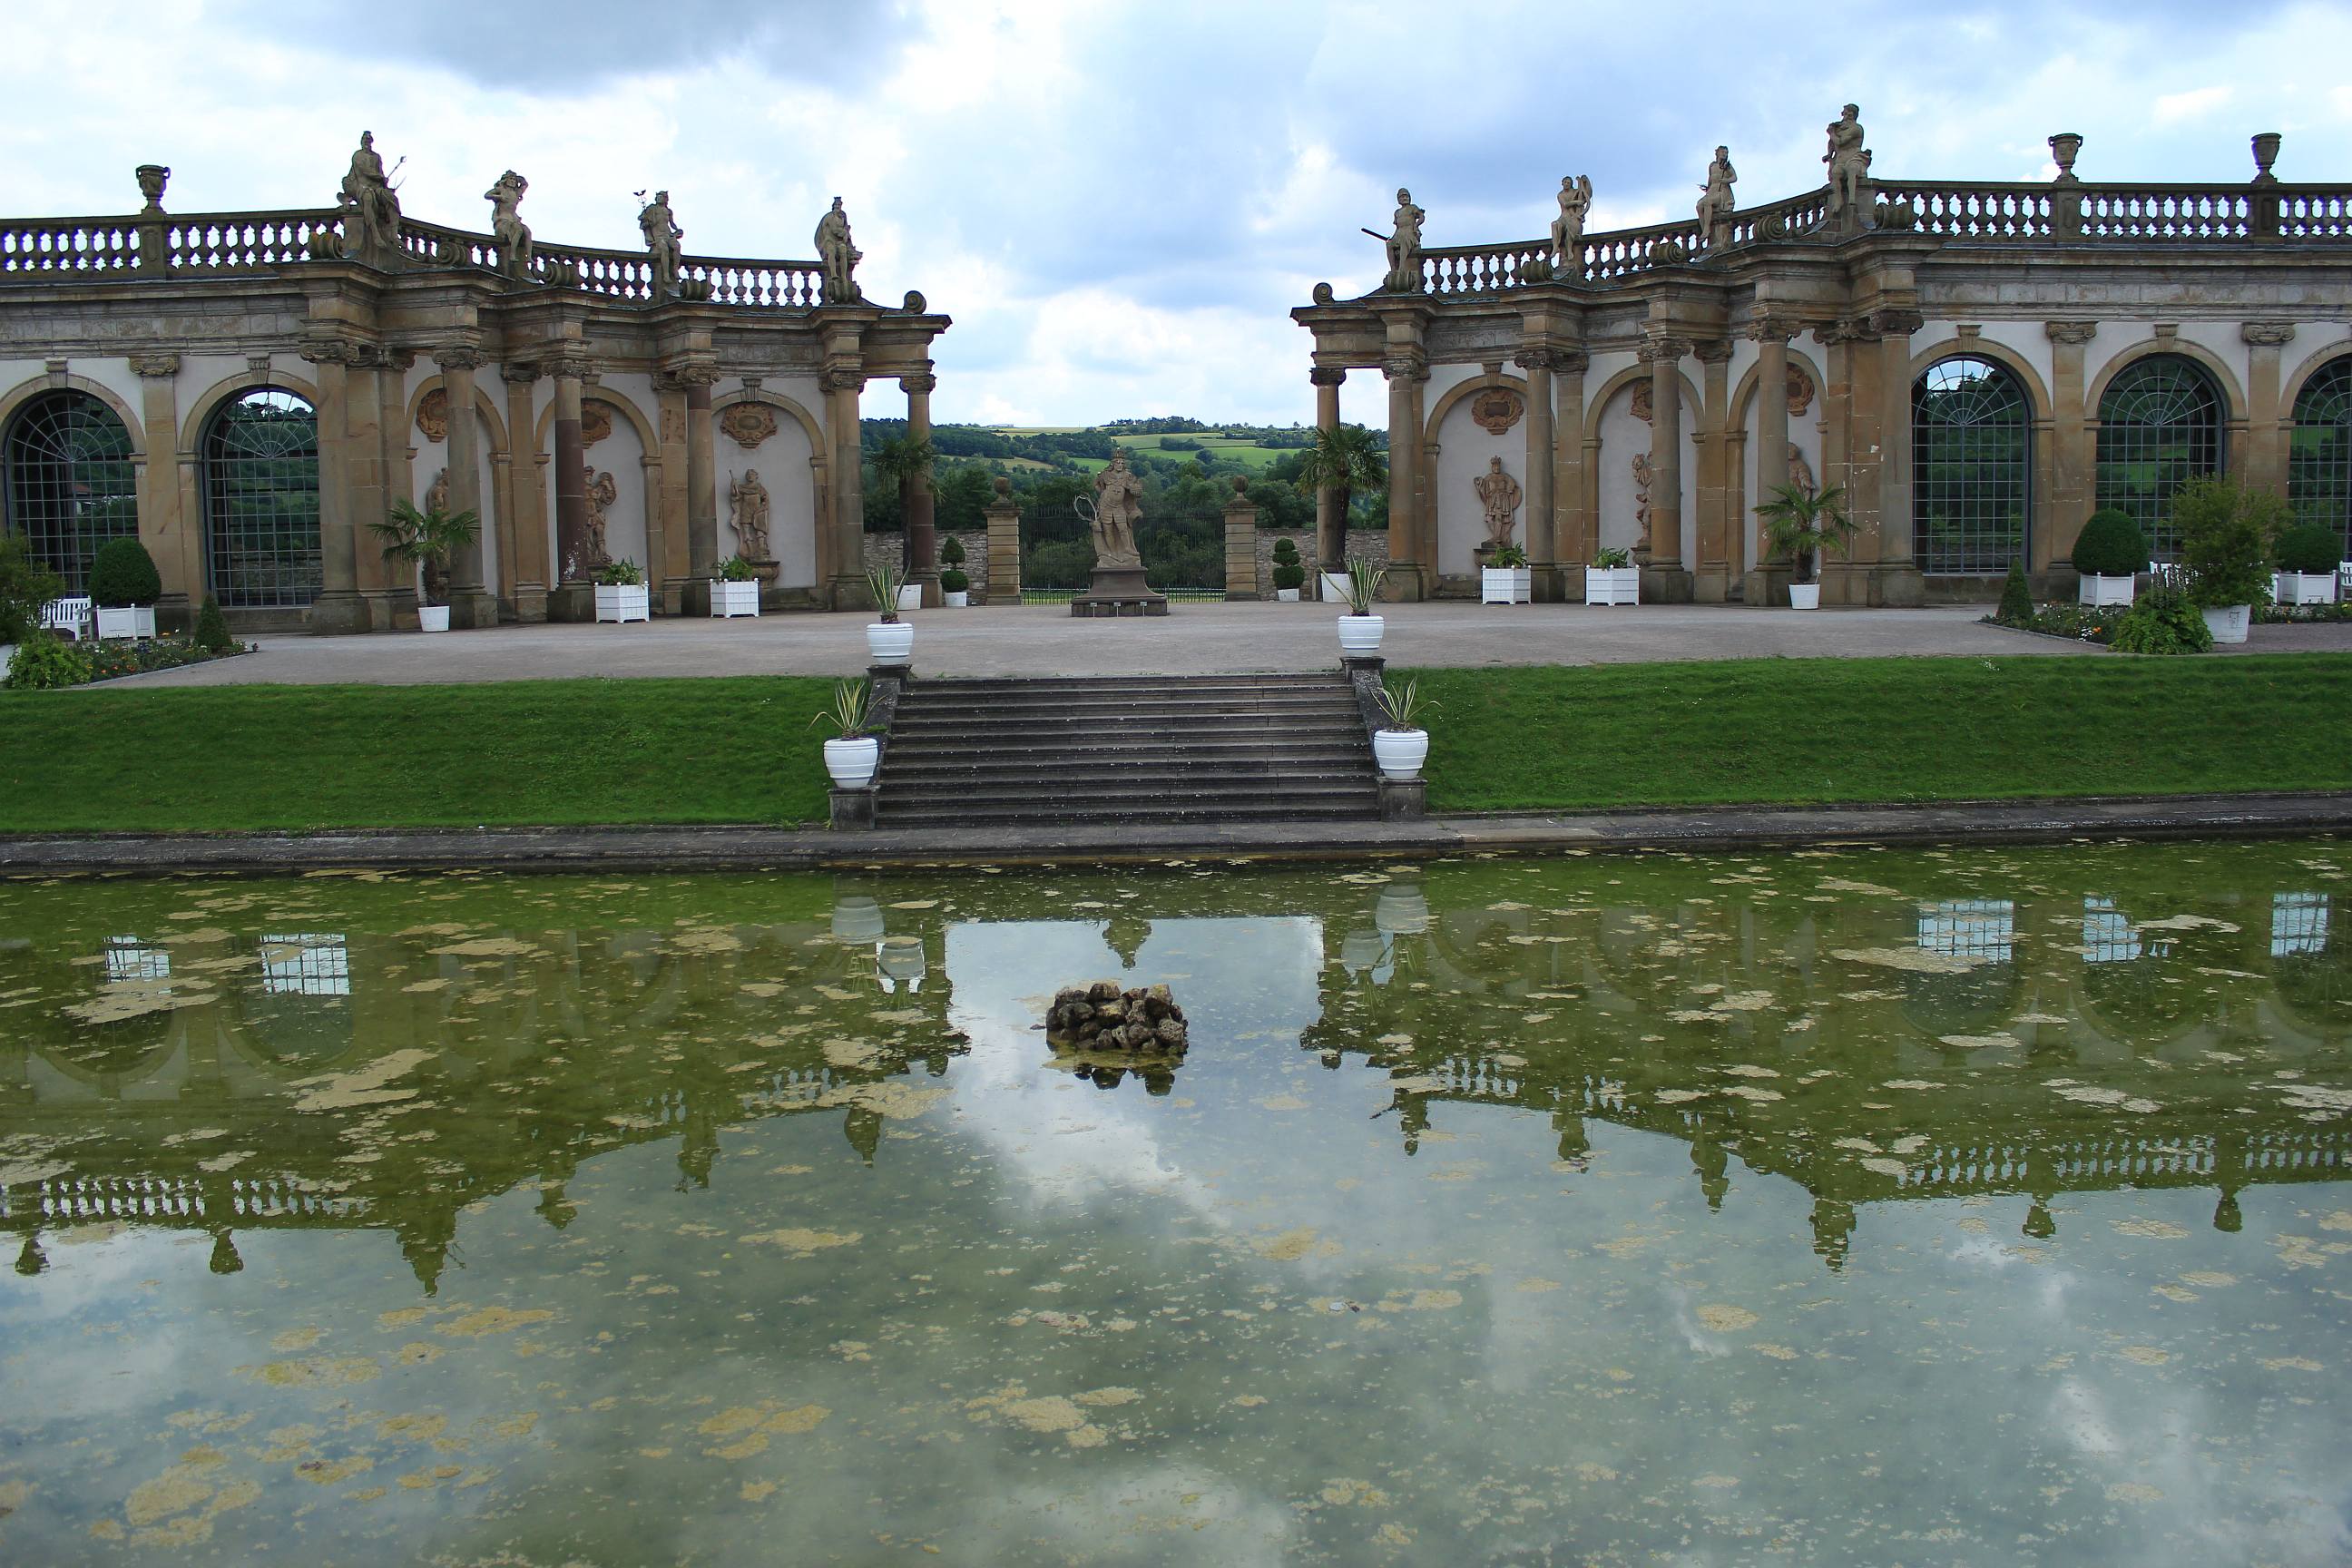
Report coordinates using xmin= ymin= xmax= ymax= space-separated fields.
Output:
xmin=1381 ymin=188 xmax=1426 ymax=293
xmin=1824 ymin=103 xmax=1874 ymax=230
xmin=815 ymin=197 xmax=861 ymax=305
xmin=1552 ymin=174 xmax=1592 ymax=271
xmin=638 ymin=189 xmax=683 ymax=295
xmin=485 ymin=170 xmax=534 ymax=281
xmin=338 ymin=131 xmax=403 ymax=265
xmin=1696 ymin=146 xmax=1737 ymax=243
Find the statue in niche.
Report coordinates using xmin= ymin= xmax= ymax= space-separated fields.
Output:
xmin=1473 ymin=456 xmax=1523 ymax=547
xmin=1787 ymin=442 xmax=1816 ymax=495
xmin=729 ymin=468 xmax=771 ymax=560
xmin=485 ymin=171 xmax=534 ymax=280
xmin=338 ymin=131 xmax=402 ymax=262
xmin=1696 ymin=146 xmax=1737 ymax=242
xmin=638 ymin=189 xmax=683 ymax=294
xmin=1381 ymin=188 xmax=1426 ymax=293
xmin=1087 ymin=451 xmax=1144 ymax=567
xmin=1552 ymin=174 xmax=1592 ymax=270
xmin=583 ymin=465 xmax=617 ymax=570
xmin=425 ymin=466 xmax=450 ymax=517
xmin=1632 ymin=452 xmax=1654 ymax=539
xmin=1824 ymin=103 xmax=1874 ymax=228
xmin=815 ymin=197 xmax=861 ymax=305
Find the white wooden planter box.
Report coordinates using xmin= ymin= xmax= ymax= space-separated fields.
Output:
xmin=2200 ymin=604 xmax=2251 ymax=644
xmin=94 ymin=604 xmax=157 ymax=640
xmin=1481 ymin=567 xmax=1532 ymax=604
xmin=1788 ymin=583 xmax=1823 ymax=610
xmin=595 ymin=583 xmax=650 ymax=623
xmin=710 ymin=580 xmax=760 ymax=617
xmin=1318 ymin=571 xmax=1350 ymax=603
xmin=1583 ymin=567 xmax=1638 ymax=606
xmin=2273 ymin=571 xmax=2339 ymax=605
xmin=2078 ymin=573 xmax=2136 ymax=607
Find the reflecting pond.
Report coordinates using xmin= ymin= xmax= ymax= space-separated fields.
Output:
xmin=1 ymin=840 xmax=2348 ymax=1564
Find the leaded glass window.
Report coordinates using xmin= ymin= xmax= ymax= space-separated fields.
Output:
xmin=2095 ymin=355 xmax=2225 ymax=561
xmin=203 ymin=388 xmax=320 ymax=609
xmin=2288 ymin=356 xmax=2352 ymax=558
xmin=1912 ymin=357 xmax=2030 ymax=574
xmin=1 ymin=391 xmax=139 ymax=593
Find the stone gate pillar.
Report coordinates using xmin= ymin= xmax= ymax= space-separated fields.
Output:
xmin=1222 ymin=476 xmax=1259 ymax=600
xmin=982 ymin=475 xmax=1021 ymax=605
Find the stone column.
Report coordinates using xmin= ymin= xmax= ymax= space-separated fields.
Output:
xmin=501 ymin=362 xmax=547 ymax=622
xmin=129 ymin=353 xmax=188 ymax=625
xmin=1691 ymin=338 xmax=1734 ymax=603
xmin=1382 ymin=350 xmax=1426 ymax=600
xmin=1638 ymin=333 xmax=1693 ymax=602
xmin=1553 ymin=351 xmax=1591 ymax=573
xmin=686 ymin=370 xmax=718 ymax=612
xmin=549 ymin=356 xmax=593 ymax=622
xmin=902 ymin=370 xmax=940 ymax=606
xmin=1222 ymin=476 xmax=1259 ymax=600
xmin=2044 ymin=322 xmax=2096 ymax=580
xmin=1749 ymin=320 xmax=1793 ymax=606
xmin=1873 ymin=312 xmax=1925 ymax=605
xmin=1310 ymin=366 xmax=1345 ymax=571
xmin=299 ymin=342 xmax=368 ymax=634
xmin=1516 ymin=348 xmax=1559 ymax=600
xmin=2242 ymin=321 xmax=2296 ymax=498
xmin=436 ymin=349 xmax=497 ymax=629
xmin=982 ymin=475 xmax=1021 ymax=605
xmin=821 ymin=360 xmax=868 ymax=610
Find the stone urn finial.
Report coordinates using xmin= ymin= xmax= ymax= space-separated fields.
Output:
xmin=1231 ymin=475 xmax=1250 ymax=497
xmin=992 ymin=475 xmax=1011 ymax=498
xmin=2047 ymin=133 xmax=2082 ymax=183
xmin=2251 ymin=132 xmax=2283 ymax=184
xmin=134 ymin=164 xmax=170 ymax=214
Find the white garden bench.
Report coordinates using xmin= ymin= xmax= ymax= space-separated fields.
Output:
xmin=38 ymin=596 xmax=91 ymax=641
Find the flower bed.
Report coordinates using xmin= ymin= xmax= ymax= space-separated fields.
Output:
xmin=5 ymin=634 xmax=253 ymax=691
xmin=1982 ymin=603 xmax=2123 ymax=645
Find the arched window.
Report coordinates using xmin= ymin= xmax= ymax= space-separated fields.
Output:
xmin=2288 ymin=356 xmax=2352 ymax=558
xmin=1912 ymin=356 xmax=2031 ymax=575
xmin=2 ymin=391 xmax=138 ymax=593
xmin=2095 ymin=355 xmax=2225 ymax=561
xmin=203 ymin=388 xmax=319 ymax=609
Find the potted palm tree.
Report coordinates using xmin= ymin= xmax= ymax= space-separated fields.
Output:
xmin=865 ymin=562 xmax=913 ymax=663
xmin=1336 ymin=558 xmax=1388 ymax=655
xmin=1297 ymin=423 xmax=1387 ymax=602
xmin=1755 ymin=481 xmax=1853 ymax=608
xmin=88 ymin=537 xmax=162 ymax=640
xmin=1585 ymin=545 xmax=1638 ymax=606
xmin=710 ymin=554 xmax=761 ymax=618
xmin=594 ymin=559 xmax=650 ymax=622
xmin=371 ymin=498 xmax=480 ymax=632
xmin=1480 ymin=541 xmax=1532 ymax=604
xmin=2071 ymin=508 xmax=2148 ymax=607
xmin=1373 ymin=675 xmax=1432 ymax=780
xmin=813 ymin=677 xmax=878 ymax=788
xmin=2174 ymin=476 xmax=2283 ymax=643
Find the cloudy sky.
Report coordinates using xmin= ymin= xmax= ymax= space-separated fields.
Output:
xmin=5 ymin=0 xmax=2348 ymax=425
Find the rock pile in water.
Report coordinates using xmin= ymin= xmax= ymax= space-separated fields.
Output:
xmin=1046 ymin=981 xmax=1188 ymax=1053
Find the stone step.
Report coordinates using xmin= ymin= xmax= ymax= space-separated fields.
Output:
xmin=887 ymin=717 xmax=1367 ymax=743
xmin=875 ymin=796 xmax=1380 ymax=826
xmin=878 ymin=773 xmax=1376 ymax=804
xmin=879 ymin=749 xmax=1370 ymax=779
xmin=892 ymin=690 xmax=1354 ymax=715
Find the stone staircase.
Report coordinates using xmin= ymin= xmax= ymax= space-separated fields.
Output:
xmin=873 ymin=673 xmax=1381 ymax=827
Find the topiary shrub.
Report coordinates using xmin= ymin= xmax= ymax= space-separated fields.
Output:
xmin=2071 ymin=509 xmax=2149 ymax=578
xmin=5 ymin=631 xmax=93 ymax=690
xmin=1271 ymin=560 xmax=1306 ymax=592
xmin=0 ymin=533 xmax=64 ymax=642
xmin=2274 ymin=521 xmax=2344 ymax=575
xmin=194 ymin=596 xmax=233 ymax=654
xmin=1995 ymin=557 xmax=2034 ymax=623
xmin=939 ymin=566 xmax=969 ymax=594
xmin=88 ymin=537 xmax=162 ymax=607
xmin=939 ymin=534 xmax=966 ymax=567
xmin=2173 ymin=476 xmax=2286 ymax=608
xmin=2108 ymin=576 xmax=2213 ymax=655
xmin=1270 ymin=536 xmax=1301 ymax=567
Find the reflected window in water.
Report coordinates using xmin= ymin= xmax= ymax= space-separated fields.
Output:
xmin=2082 ymin=897 xmax=2141 ymax=964
xmin=100 ymin=936 xmax=169 ymax=984
xmin=258 ymin=933 xmax=350 ymax=997
xmin=1918 ymin=898 xmax=2014 ymax=962
xmin=2273 ymin=892 xmax=2331 ymax=957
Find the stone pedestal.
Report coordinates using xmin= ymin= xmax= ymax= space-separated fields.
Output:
xmin=1070 ymin=564 xmax=1168 ymax=617
xmin=549 ymin=583 xmax=596 ymax=622
xmin=1639 ymin=564 xmax=1694 ymax=603
xmin=1742 ymin=563 xmax=1794 ymax=608
xmin=448 ymin=588 xmax=501 ymax=629
xmin=308 ymin=590 xmax=372 ymax=635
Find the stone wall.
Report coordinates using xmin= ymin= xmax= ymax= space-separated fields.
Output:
xmin=859 ymin=531 xmax=990 ymax=598
xmin=1250 ymin=529 xmax=1391 ymax=600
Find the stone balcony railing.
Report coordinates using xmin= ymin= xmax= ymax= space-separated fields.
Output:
xmin=0 ymin=204 xmax=828 ymax=309
xmin=1408 ymin=177 xmax=2352 ymax=298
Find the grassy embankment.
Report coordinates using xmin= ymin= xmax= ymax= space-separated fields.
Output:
xmin=0 ymin=657 xmax=2345 ymax=836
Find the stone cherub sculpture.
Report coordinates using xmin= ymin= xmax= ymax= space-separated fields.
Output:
xmin=1087 ymin=451 xmax=1144 ymax=567
xmin=1696 ymin=146 xmax=1737 ymax=243
xmin=1552 ymin=174 xmax=1592 ymax=270
xmin=815 ymin=197 xmax=861 ymax=305
xmin=583 ymin=464 xmax=617 ymax=569
xmin=1473 ymin=456 xmax=1522 ymax=547
xmin=1383 ymin=188 xmax=1426 ymax=293
xmin=638 ymin=190 xmax=683 ymax=295
xmin=729 ymin=468 xmax=770 ymax=560
xmin=1824 ymin=103 xmax=1873 ymax=228
xmin=338 ymin=131 xmax=402 ymax=261
xmin=485 ymin=171 xmax=534 ymax=280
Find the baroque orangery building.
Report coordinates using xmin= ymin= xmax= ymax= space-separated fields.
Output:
xmin=1297 ymin=119 xmax=2352 ymax=603
xmin=0 ymin=144 xmax=946 ymax=632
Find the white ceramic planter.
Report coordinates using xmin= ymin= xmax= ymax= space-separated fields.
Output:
xmin=944 ymin=591 xmax=968 ymax=608
xmin=1372 ymin=728 xmax=1428 ymax=780
xmin=1318 ymin=571 xmax=1350 ymax=603
xmin=1276 ymin=587 xmax=1300 ymax=603
xmin=417 ymin=605 xmax=451 ymax=632
xmin=710 ymin=580 xmax=760 ymax=617
xmin=1788 ymin=583 xmax=1823 ymax=610
xmin=1481 ymin=567 xmax=1532 ymax=604
xmin=896 ymin=584 xmax=923 ymax=612
xmin=2273 ymin=571 xmax=2339 ymax=606
xmin=594 ymin=583 xmax=650 ymax=623
xmin=1374 ymin=884 xmax=1430 ymax=937
xmin=2200 ymin=604 xmax=2250 ymax=644
xmin=1583 ymin=566 xmax=1638 ymax=605
xmin=94 ymin=604 xmax=156 ymax=640
xmin=2078 ymin=573 xmax=2136 ymax=607
xmin=866 ymin=621 xmax=915 ymax=664
xmin=877 ymin=936 xmax=926 ymax=990
xmin=823 ymin=735 xmax=880 ymax=789
xmin=830 ymin=896 xmax=886 ymax=943
xmin=1337 ymin=613 xmax=1385 ymax=656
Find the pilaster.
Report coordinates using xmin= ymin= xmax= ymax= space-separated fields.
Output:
xmin=1637 ymin=331 xmax=1693 ymax=603
xmin=2242 ymin=321 xmax=2296 ymax=497
xmin=548 ymin=352 xmax=594 ymax=622
xmin=297 ymin=338 xmax=370 ymax=634
xmin=1690 ymin=338 xmax=1733 ymax=603
xmin=128 ymin=354 xmax=189 ymax=625
xmin=2044 ymin=320 xmax=2096 ymax=574
xmin=501 ymin=361 xmax=548 ymax=622
xmin=1553 ymin=350 xmax=1591 ymax=573
xmin=436 ymin=348 xmax=498 ymax=629
xmin=820 ymin=337 xmax=867 ymax=611
xmin=1516 ymin=347 xmax=1561 ymax=599
xmin=1381 ymin=347 xmax=1428 ymax=600
xmin=1746 ymin=318 xmax=1794 ymax=606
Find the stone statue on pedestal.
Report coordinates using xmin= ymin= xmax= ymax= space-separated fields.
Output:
xmin=1088 ymin=451 xmax=1144 ymax=567
xmin=1696 ymin=147 xmax=1737 ymax=242
xmin=1384 ymin=189 xmax=1426 ymax=292
xmin=729 ymin=468 xmax=770 ymax=560
xmin=639 ymin=190 xmax=683 ymax=295
xmin=338 ymin=132 xmax=402 ymax=264
xmin=1473 ymin=456 xmax=1522 ymax=546
xmin=815 ymin=198 xmax=861 ymax=304
xmin=1632 ymin=453 xmax=1654 ymax=540
xmin=583 ymin=465 xmax=617 ymax=569
xmin=1824 ymin=104 xmax=1874 ymax=229
xmin=485 ymin=171 xmax=534 ymax=280
xmin=1552 ymin=175 xmax=1592 ymax=270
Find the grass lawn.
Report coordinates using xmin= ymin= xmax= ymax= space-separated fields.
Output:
xmin=0 ymin=678 xmax=839 ymax=834
xmin=1402 ymin=655 xmax=2352 ymax=813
